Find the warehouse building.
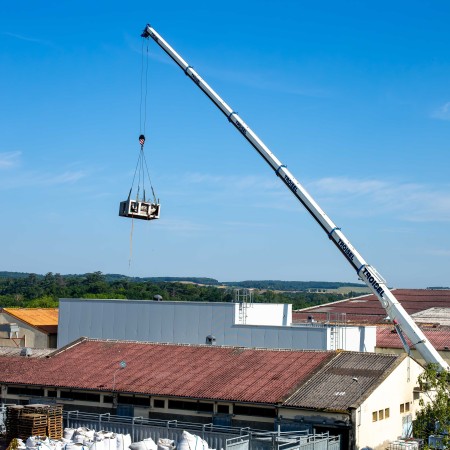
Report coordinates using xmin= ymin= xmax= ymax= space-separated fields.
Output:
xmin=0 ymin=337 xmax=424 ymax=450
xmin=293 ymin=288 xmax=450 ymax=366
xmin=57 ymin=298 xmax=376 ymax=352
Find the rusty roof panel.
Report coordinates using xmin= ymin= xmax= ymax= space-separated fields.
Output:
xmin=0 ymin=339 xmax=334 ymax=404
xmin=377 ymin=326 xmax=450 ymax=351
xmin=0 ymin=346 xmax=54 ymax=358
xmin=293 ymin=289 xmax=450 ymax=325
xmin=283 ymin=352 xmax=400 ymax=410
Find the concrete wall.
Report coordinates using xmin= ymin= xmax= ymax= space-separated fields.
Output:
xmin=235 ymin=303 xmax=291 ymax=325
xmin=0 ymin=312 xmax=51 ymax=348
xmin=58 ymin=299 xmax=376 ymax=353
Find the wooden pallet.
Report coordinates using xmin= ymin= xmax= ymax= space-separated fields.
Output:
xmin=6 ymin=404 xmax=64 ymax=440
xmin=47 ymin=416 xmax=63 ymax=439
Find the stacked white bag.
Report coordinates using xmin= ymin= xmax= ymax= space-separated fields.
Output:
xmin=53 ymin=427 xmax=213 ymax=450
xmin=129 ymin=438 xmax=158 ymax=450
xmin=177 ymin=431 xmax=209 ymax=450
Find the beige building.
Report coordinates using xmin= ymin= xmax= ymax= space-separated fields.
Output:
xmin=0 ymin=308 xmax=58 ymax=348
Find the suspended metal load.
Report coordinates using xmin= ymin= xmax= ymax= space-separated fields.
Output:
xmin=119 ymin=198 xmax=160 ymax=221
xmin=119 ymin=134 xmax=160 ymax=221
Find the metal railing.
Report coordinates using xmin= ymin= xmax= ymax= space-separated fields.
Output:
xmin=64 ymin=411 xmax=340 ymax=450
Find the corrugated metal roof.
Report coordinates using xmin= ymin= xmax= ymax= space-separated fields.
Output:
xmin=3 ymin=308 xmax=58 ymax=328
xmin=0 ymin=346 xmax=54 ymax=358
xmin=377 ymin=326 xmax=450 ymax=351
xmin=293 ymin=289 xmax=450 ymax=325
xmin=412 ymin=308 xmax=450 ymax=326
xmin=0 ymin=339 xmax=334 ymax=404
xmin=283 ymin=352 xmax=401 ymax=410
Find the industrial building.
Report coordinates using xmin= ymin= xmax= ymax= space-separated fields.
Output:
xmin=293 ymin=288 xmax=450 ymax=366
xmin=0 ymin=337 xmax=424 ymax=450
xmin=293 ymin=288 xmax=450 ymax=325
xmin=0 ymin=308 xmax=58 ymax=348
xmin=57 ymin=298 xmax=376 ymax=352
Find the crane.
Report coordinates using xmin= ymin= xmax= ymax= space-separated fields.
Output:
xmin=141 ymin=24 xmax=449 ymax=371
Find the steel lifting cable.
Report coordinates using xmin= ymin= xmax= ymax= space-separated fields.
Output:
xmin=129 ymin=38 xmax=157 ymax=202
xmin=129 ymin=37 xmax=157 ymax=268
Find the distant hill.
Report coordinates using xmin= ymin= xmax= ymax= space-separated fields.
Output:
xmin=0 ymin=271 xmax=39 ymax=279
xmin=0 ymin=271 xmax=365 ymax=291
xmin=104 ymin=275 xmax=220 ymax=285
xmin=222 ymin=280 xmax=366 ymax=291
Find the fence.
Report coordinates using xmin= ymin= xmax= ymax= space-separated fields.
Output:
xmin=0 ymin=404 xmax=7 ymax=433
xmin=64 ymin=411 xmax=340 ymax=450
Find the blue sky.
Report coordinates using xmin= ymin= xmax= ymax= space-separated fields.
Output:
xmin=1 ymin=1 xmax=450 ymax=287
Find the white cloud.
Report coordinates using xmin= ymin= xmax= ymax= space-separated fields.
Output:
xmin=159 ymin=218 xmax=210 ymax=234
xmin=2 ymin=32 xmax=55 ymax=48
xmin=205 ymin=66 xmax=327 ymax=98
xmin=184 ymin=172 xmax=279 ymax=191
xmin=431 ymin=102 xmax=450 ymax=121
xmin=312 ymin=177 xmax=450 ymax=222
xmin=0 ymin=151 xmax=21 ymax=169
xmin=44 ymin=171 xmax=87 ymax=185
xmin=0 ymin=169 xmax=88 ymax=190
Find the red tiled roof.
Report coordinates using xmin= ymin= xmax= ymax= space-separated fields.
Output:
xmin=0 ymin=339 xmax=334 ymax=404
xmin=293 ymin=289 xmax=450 ymax=325
xmin=377 ymin=326 xmax=450 ymax=351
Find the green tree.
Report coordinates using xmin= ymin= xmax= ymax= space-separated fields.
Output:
xmin=413 ymin=364 xmax=450 ymax=448
xmin=26 ymin=295 xmax=59 ymax=308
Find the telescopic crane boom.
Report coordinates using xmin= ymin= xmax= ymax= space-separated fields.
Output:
xmin=141 ymin=24 xmax=449 ymax=371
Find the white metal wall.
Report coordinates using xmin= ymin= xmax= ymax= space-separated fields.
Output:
xmin=57 ymin=299 xmax=375 ymax=352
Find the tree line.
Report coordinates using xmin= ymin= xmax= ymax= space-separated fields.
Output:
xmin=0 ymin=272 xmax=367 ymax=310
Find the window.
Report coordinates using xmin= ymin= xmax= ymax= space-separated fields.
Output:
xmin=400 ymin=404 xmax=405 ymax=413
xmin=385 ymin=408 xmax=390 ymax=419
xmin=372 ymin=411 xmax=378 ymax=422
xmin=153 ymin=399 xmax=165 ymax=408
xmin=7 ymin=386 xmax=45 ymax=397
xmin=60 ymin=391 xmax=100 ymax=402
xmin=197 ymin=402 xmax=214 ymax=413
xmin=167 ymin=400 xmax=213 ymax=412
xmin=117 ymin=395 xmax=149 ymax=407
xmin=47 ymin=390 xmax=57 ymax=398
xmin=103 ymin=395 xmax=114 ymax=404
xmin=168 ymin=400 xmax=197 ymax=411
xmin=217 ymin=404 xmax=230 ymax=414
xmin=405 ymin=402 xmax=410 ymax=412
xmin=378 ymin=410 xmax=384 ymax=420
xmin=233 ymin=405 xmax=276 ymax=418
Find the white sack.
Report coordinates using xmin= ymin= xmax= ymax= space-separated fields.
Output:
xmin=177 ymin=431 xmax=209 ymax=450
xmin=157 ymin=439 xmax=175 ymax=450
xmin=64 ymin=429 xmax=77 ymax=441
xmin=116 ymin=434 xmax=132 ymax=450
xmin=129 ymin=438 xmax=158 ymax=450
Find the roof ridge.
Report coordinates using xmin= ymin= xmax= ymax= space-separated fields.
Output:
xmin=84 ymin=337 xmax=333 ymax=353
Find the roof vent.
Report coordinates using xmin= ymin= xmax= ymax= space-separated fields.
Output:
xmin=206 ymin=335 xmax=216 ymax=345
xmin=153 ymin=294 xmax=163 ymax=301
xmin=20 ymin=347 xmax=33 ymax=357
xmin=9 ymin=323 xmax=20 ymax=338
